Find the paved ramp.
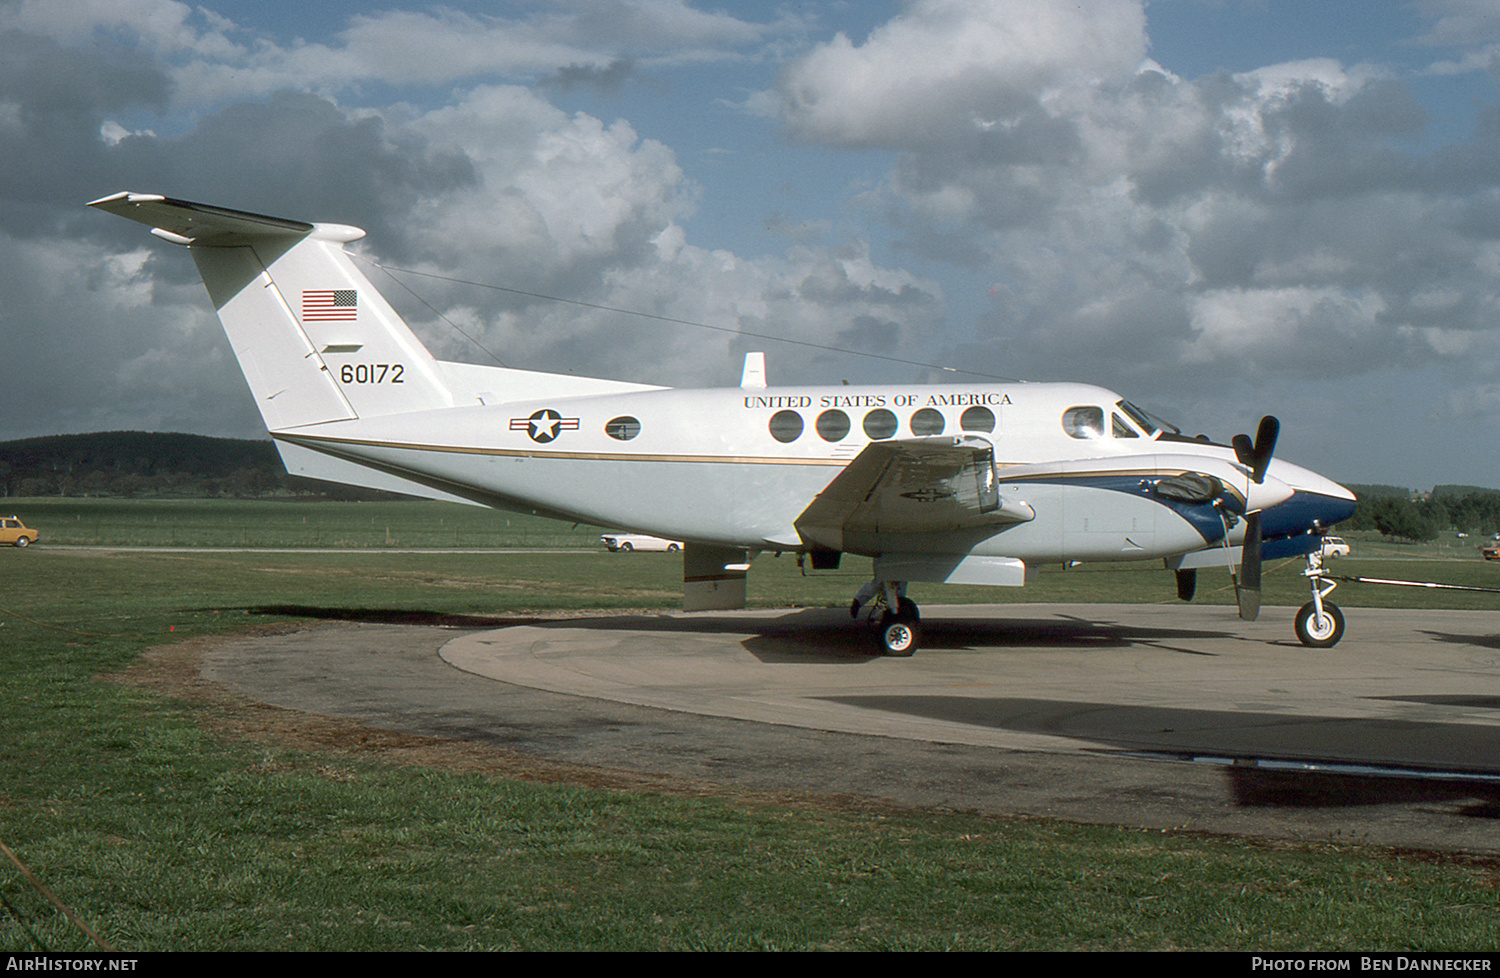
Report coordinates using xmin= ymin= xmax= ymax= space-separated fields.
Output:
xmin=202 ymin=603 xmax=1500 ymax=853
xmin=443 ymin=604 xmax=1500 ymax=772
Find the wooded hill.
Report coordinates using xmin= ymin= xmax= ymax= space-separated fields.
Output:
xmin=2 ymin=434 xmax=1496 ymax=537
xmin=0 ymin=431 xmax=382 ymax=499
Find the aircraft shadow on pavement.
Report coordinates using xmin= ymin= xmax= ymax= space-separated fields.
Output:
xmin=1418 ymin=629 xmax=1500 ymax=652
xmin=247 ymin=603 xmax=531 ymax=629
xmin=736 ymin=609 xmax=1236 ymax=662
xmin=244 ymin=604 xmax=1237 ymax=660
xmin=820 ymin=692 xmax=1500 ymax=816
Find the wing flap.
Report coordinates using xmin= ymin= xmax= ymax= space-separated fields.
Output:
xmin=795 ymin=436 xmax=1034 ymax=552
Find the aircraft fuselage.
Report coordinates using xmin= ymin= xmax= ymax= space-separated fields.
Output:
xmin=273 ymin=378 xmax=1355 ymax=565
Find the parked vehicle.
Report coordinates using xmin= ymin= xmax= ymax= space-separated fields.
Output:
xmin=601 ymin=533 xmax=681 ymax=552
xmin=1483 ymin=545 xmax=1500 ymax=561
xmin=1319 ymin=536 xmax=1350 ymax=558
xmin=0 ymin=516 xmax=39 ymax=547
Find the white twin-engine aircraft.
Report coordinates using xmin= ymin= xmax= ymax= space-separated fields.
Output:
xmin=91 ymin=192 xmax=1358 ymax=655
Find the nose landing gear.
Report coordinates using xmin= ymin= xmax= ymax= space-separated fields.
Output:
xmin=1296 ymin=551 xmax=1344 ymax=648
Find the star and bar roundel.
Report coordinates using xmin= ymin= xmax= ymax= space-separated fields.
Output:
xmin=510 ymin=409 xmax=580 ymax=443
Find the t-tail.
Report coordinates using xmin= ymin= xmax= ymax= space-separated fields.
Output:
xmin=89 ymin=192 xmax=453 ymax=430
xmin=89 ymin=192 xmax=656 ymax=502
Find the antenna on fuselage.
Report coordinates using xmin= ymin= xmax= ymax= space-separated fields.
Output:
xmin=740 ymin=352 xmax=767 ymax=390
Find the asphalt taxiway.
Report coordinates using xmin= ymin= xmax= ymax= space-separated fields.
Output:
xmin=201 ymin=603 xmax=1500 ymax=853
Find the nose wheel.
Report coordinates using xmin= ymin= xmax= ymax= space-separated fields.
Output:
xmin=1294 ymin=601 xmax=1344 ymax=647
xmin=1296 ymin=552 xmax=1344 ymax=648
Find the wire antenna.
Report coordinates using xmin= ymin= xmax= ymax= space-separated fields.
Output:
xmin=363 ymin=258 xmax=1020 ymax=382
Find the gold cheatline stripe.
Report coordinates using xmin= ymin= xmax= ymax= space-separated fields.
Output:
xmin=275 ymin=433 xmax=1235 ymax=494
xmin=274 ymin=432 xmax=850 ymax=467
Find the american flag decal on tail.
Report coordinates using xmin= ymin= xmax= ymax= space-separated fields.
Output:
xmin=302 ymin=289 xmax=357 ymax=321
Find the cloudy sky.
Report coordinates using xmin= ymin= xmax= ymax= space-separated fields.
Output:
xmin=4 ymin=0 xmax=1500 ymax=489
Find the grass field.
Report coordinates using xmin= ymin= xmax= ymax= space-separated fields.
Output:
xmin=1 ymin=498 xmax=1498 ymax=950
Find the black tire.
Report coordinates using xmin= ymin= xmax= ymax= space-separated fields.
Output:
xmin=620 ymin=541 xmax=633 ymax=551
xmin=1294 ymin=601 xmax=1344 ymax=648
xmin=14 ymin=536 xmax=28 ymax=548
xmin=880 ymin=618 xmax=919 ymax=656
xmin=667 ymin=543 xmax=680 ymax=552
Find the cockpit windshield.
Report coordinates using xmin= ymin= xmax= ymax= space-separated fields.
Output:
xmin=1116 ymin=400 xmax=1181 ymax=439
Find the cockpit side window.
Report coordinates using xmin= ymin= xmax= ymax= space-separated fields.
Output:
xmin=1062 ymin=406 xmax=1104 ymax=439
xmin=1112 ymin=413 xmax=1139 ymax=438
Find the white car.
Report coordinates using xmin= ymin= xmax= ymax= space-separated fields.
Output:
xmin=601 ymin=533 xmax=682 ymax=552
xmin=1319 ymin=536 xmax=1350 ymax=558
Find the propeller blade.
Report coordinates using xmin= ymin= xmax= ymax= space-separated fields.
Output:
xmin=1236 ymin=511 xmax=1263 ymax=621
xmin=1233 ymin=416 xmax=1280 ymax=484
xmin=1175 ymin=568 xmax=1197 ymax=602
xmin=1252 ymin=416 xmax=1279 ymax=482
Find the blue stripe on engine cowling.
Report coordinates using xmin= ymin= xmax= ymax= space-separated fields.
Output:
xmin=1019 ymin=474 xmax=1230 ymax=544
xmin=1260 ymin=490 xmax=1359 ymax=558
xmin=1012 ymin=477 xmax=1356 ymax=552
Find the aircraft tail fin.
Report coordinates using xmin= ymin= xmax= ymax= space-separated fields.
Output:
xmin=88 ymin=192 xmax=452 ymax=432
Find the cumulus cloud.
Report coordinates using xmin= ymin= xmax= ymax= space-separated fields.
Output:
xmin=2 ymin=0 xmax=794 ymax=108
xmin=5 ymin=0 xmax=1500 ymax=485
xmin=0 ymin=4 xmax=940 ymax=442
xmin=769 ymin=0 xmax=1500 ymax=435
xmin=779 ymin=0 xmax=1147 ymax=147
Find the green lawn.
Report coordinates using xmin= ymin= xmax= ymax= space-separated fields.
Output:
xmin=1 ymin=501 xmax=1498 ymax=950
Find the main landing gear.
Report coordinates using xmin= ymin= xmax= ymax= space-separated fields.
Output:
xmin=1295 ymin=551 xmax=1344 ymax=648
xmin=852 ymin=580 xmax=921 ymax=656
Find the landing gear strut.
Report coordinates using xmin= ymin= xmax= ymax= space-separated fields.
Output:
xmin=1295 ymin=551 xmax=1344 ymax=648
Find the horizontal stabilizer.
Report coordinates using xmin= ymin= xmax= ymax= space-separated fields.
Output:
xmin=87 ymin=192 xmax=320 ymax=245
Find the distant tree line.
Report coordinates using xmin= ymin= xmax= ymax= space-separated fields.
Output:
xmin=0 ymin=431 xmax=392 ymax=500
xmin=1343 ymin=484 xmax=1500 ymax=544
xmin=4 ymin=435 xmax=1497 ymax=538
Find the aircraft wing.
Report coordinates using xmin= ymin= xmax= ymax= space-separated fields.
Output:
xmin=794 ymin=436 xmax=1034 ymax=553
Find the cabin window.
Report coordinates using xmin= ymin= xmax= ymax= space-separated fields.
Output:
xmin=909 ymin=408 xmax=945 ymax=436
xmin=862 ymin=408 xmax=898 ymax=440
xmin=1063 ymin=406 xmax=1104 ymax=439
xmin=816 ymin=409 xmax=851 ymax=442
xmin=604 ymin=416 xmax=641 ymax=441
xmin=960 ymin=405 xmax=996 ymax=433
xmin=768 ymin=410 xmax=804 ymax=443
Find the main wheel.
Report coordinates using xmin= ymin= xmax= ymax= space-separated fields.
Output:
xmin=1294 ymin=601 xmax=1344 ymax=648
xmin=879 ymin=617 xmax=919 ymax=656
xmin=619 ymin=541 xmax=633 ymax=551
xmin=14 ymin=536 xmax=28 ymax=548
